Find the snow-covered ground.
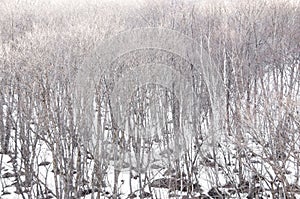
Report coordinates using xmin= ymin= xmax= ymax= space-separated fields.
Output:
xmin=2 ymin=132 xmax=300 ymax=199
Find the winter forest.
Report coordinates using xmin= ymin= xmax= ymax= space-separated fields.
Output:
xmin=0 ymin=0 xmax=299 ymax=198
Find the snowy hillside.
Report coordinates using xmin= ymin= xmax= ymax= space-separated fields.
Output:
xmin=0 ymin=0 xmax=299 ymax=198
